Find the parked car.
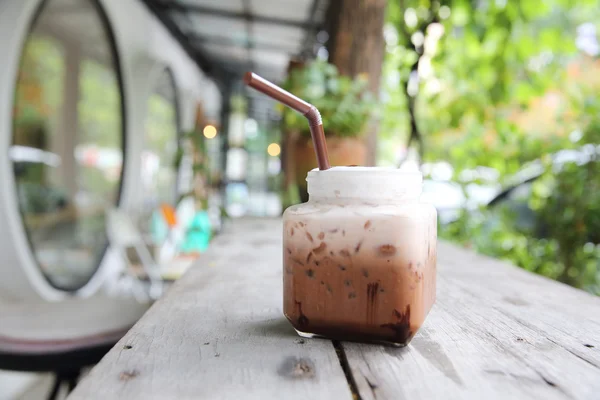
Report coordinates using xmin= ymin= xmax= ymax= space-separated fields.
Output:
xmin=486 ymin=145 xmax=600 ymax=237
xmin=424 ymin=145 xmax=600 ymax=228
xmin=421 ymin=162 xmax=500 ymax=224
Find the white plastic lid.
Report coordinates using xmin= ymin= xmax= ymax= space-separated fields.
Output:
xmin=306 ymin=167 xmax=423 ymax=201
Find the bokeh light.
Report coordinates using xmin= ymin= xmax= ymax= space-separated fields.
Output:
xmin=203 ymin=125 xmax=217 ymax=139
xmin=267 ymin=143 xmax=281 ymax=157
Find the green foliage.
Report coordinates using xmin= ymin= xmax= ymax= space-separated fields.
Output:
xmin=280 ymin=61 xmax=377 ymax=138
xmin=383 ymin=0 xmax=600 ymax=149
xmin=79 ymin=59 xmax=122 ymax=147
xmin=529 ymin=108 xmax=600 ymax=289
xmin=14 ymin=33 xmax=123 ymax=206
xmin=439 ymin=95 xmax=600 ymax=294
xmin=179 ymin=129 xmax=209 ymax=209
xmin=383 ymin=0 xmax=600 ymax=293
xmin=14 ymin=35 xmax=64 ymax=130
xmin=281 ymin=182 xmax=301 ymax=210
xmin=143 ymin=85 xmax=179 ymax=206
xmin=230 ymin=95 xmax=247 ymax=114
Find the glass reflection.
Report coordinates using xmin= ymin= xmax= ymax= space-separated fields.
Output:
xmin=11 ymin=0 xmax=124 ymax=290
xmin=142 ymin=69 xmax=179 ymax=209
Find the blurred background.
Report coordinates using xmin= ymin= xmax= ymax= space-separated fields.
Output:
xmin=0 ymin=0 xmax=599 ymax=398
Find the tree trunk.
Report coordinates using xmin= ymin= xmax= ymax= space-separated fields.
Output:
xmin=327 ymin=0 xmax=387 ymax=165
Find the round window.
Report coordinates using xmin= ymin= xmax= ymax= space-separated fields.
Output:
xmin=11 ymin=0 xmax=125 ymax=291
xmin=142 ymin=68 xmax=180 ymax=209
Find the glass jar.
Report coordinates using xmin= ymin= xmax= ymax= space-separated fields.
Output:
xmin=282 ymin=167 xmax=437 ymax=346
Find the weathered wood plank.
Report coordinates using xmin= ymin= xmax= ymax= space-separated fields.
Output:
xmin=70 ymin=219 xmax=600 ymax=400
xmin=344 ymin=242 xmax=600 ymax=400
xmin=441 ymin=243 xmax=600 ymax=367
xmin=69 ymin=219 xmax=353 ymax=400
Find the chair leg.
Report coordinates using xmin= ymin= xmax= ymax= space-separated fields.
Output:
xmin=47 ymin=369 xmax=81 ymax=400
xmin=47 ymin=374 xmax=62 ymax=400
xmin=67 ymin=371 xmax=80 ymax=392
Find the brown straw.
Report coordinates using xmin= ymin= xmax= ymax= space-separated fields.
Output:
xmin=243 ymin=72 xmax=331 ymax=170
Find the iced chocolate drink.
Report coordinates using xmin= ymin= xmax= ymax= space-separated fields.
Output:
xmin=282 ymin=167 xmax=436 ymax=346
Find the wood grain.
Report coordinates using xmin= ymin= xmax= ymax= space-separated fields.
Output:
xmin=69 ymin=220 xmax=600 ymax=400
xmin=69 ymin=219 xmax=353 ymax=400
xmin=344 ymin=242 xmax=600 ymax=400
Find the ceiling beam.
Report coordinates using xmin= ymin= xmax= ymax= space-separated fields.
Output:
xmin=141 ymin=0 xmax=243 ymax=92
xmin=155 ymin=1 xmax=312 ymax=29
xmin=140 ymin=0 xmax=213 ymax=74
xmin=189 ymin=34 xmax=297 ymax=55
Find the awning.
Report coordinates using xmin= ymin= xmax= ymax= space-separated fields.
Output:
xmin=141 ymin=0 xmax=329 ymax=84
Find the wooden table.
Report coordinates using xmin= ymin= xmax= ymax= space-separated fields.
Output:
xmin=69 ymin=219 xmax=600 ymax=400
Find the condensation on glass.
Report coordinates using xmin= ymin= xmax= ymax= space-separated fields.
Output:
xmin=142 ymin=68 xmax=180 ymax=210
xmin=11 ymin=0 xmax=125 ymax=290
